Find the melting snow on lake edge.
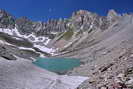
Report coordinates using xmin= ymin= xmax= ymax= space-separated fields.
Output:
xmin=0 ymin=28 xmax=50 ymax=45
xmin=0 ymin=27 xmax=57 ymax=55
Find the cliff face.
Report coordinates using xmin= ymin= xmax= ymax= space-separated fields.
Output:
xmin=48 ymin=10 xmax=121 ymax=51
xmin=0 ymin=9 xmax=15 ymax=29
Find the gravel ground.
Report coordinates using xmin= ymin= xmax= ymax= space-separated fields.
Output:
xmin=0 ymin=57 xmax=88 ymax=89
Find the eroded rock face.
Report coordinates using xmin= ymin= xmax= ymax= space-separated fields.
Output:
xmin=0 ymin=9 xmax=15 ymax=29
xmin=15 ymin=17 xmax=34 ymax=35
xmin=0 ymin=45 xmax=17 ymax=60
xmin=0 ymin=44 xmax=40 ymax=61
xmin=70 ymin=10 xmax=95 ymax=31
xmin=0 ymin=32 xmax=33 ymax=47
xmin=100 ymin=16 xmax=110 ymax=30
xmin=107 ymin=9 xmax=120 ymax=23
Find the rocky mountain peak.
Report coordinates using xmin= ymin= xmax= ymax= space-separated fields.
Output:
xmin=72 ymin=10 xmax=98 ymax=20
xmin=107 ymin=9 xmax=120 ymax=23
xmin=0 ymin=9 xmax=10 ymax=17
xmin=107 ymin=9 xmax=118 ymax=18
xmin=15 ymin=17 xmax=34 ymax=35
xmin=0 ymin=9 xmax=15 ymax=29
xmin=72 ymin=10 xmax=92 ymax=16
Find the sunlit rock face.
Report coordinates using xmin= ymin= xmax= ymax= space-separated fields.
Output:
xmin=15 ymin=17 xmax=34 ymax=35
xmin=0 ymin=9 xmax=15 ymax=29
xmin=107 ymin=9 xmax=120 ymax=23
xmin=47 ymin=10 xmax=122 ymax=52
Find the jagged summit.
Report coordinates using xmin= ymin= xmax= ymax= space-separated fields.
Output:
xmin=72 ymin=10 xmax=95 ymax=16
xmin=107 ymin=9 xmax=121 ymax=23
xmin=107 ymin=9 xmax=118 ymax=18
xmin=0 ymin=9 xmax=121 ymax=35
xmin=0 ymin=9 xmax=15 ymax=29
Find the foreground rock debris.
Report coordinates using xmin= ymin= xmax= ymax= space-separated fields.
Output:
xmin=0 ymin=9 xmax=133 ymax=89
xmin=0 ymin=57 xmax=88 ymax=89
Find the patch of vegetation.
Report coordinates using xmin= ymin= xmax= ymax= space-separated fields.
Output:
xmin=62 ymin=29 xmax=73 ymax=40
xmin=63 ymin=24 xmax=76 ymax=40
xmin=55 ymin=24 xmax=75 ymax=41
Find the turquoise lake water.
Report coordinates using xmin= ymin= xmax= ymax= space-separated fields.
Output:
xmin=33 ymin=57 xmax=80 ymax=73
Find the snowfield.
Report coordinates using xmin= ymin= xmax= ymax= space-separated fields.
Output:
xmin=0 ymin=27 xmax=56 ymax=55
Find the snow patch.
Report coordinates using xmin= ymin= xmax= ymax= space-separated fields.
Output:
xmin=34 ymin=44 xmax=55 ymax=54
xmin=0 ymin=27 xmax=51 ymax=45
xmin=0 ymin=28 xmax=13 ymax=35
xmin=18 ymin=47 xmax=35 ymax=51
xmin=0 ymin=27 xmax=57 ymax=56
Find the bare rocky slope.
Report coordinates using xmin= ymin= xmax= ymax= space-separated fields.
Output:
xmin=50 ymin=10 xmax=133 ymax=88
xmin=0 ymin=9 xmax=133 ymax=89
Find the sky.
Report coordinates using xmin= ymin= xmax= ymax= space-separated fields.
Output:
xmin=0 ymin=0 xmax=133 ymax=21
